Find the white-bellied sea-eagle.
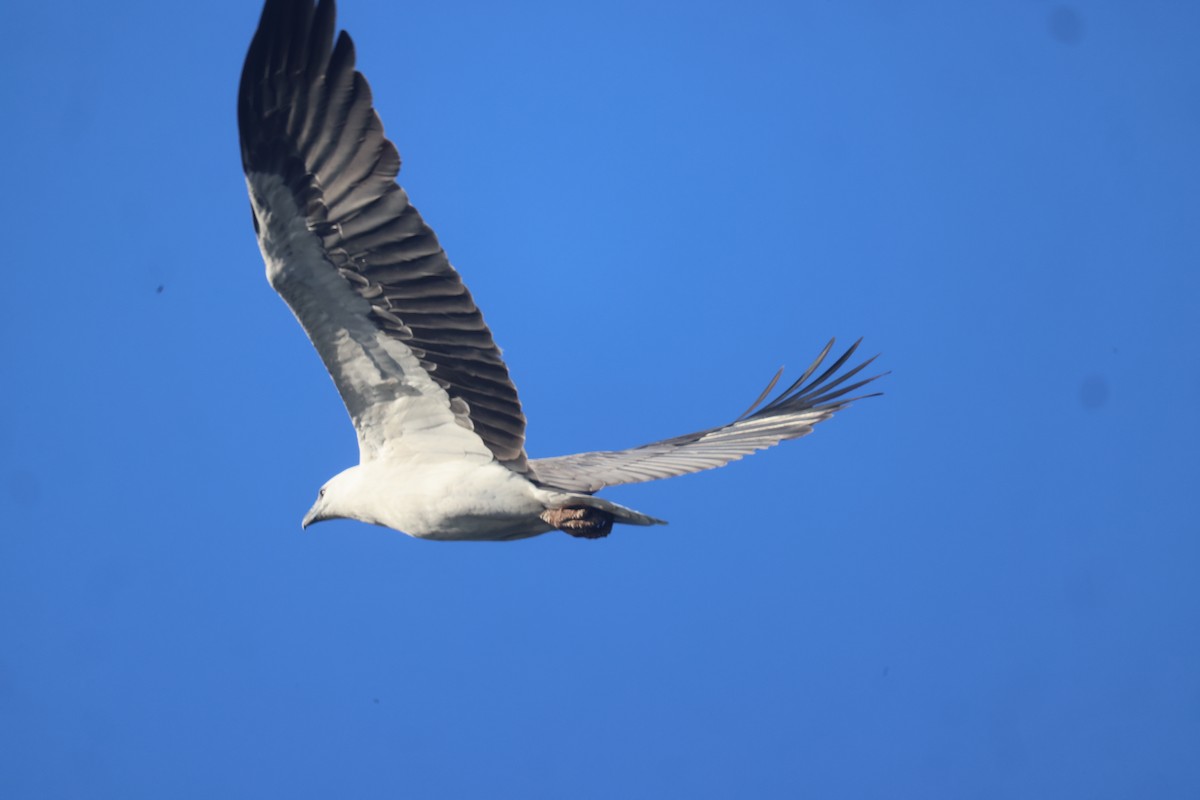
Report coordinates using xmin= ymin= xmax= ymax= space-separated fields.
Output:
xmin=238 ymin=0 xmax=885 ymax=540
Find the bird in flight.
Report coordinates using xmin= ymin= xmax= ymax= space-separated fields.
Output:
xmin=238 ymin=0 xmax=884 ymax=541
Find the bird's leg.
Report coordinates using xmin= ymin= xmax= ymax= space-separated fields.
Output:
xmin=540 ymin=506 xmax=614 ymax=539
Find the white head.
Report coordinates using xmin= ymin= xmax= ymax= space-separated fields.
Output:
xmin=301 ymin=466 xmax=364 ymax=529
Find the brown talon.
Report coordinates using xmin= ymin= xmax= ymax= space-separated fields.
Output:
xmin=540 ymin=506 xmax=614 ymax=539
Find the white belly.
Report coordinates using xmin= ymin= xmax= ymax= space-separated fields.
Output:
xmin=356 ymin=458 xmax=552 ymax=541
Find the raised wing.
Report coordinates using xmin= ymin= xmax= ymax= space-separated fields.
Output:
xmin=529 ymin=339 xmax=883 ymax=492
xmin=238 ymin=0 xmax=528 ymax=470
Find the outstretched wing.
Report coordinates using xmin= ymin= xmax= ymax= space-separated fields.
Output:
xmin=238 ymin=0 xmax=528 ymax=470
xmin=528 ymin=339 xmax=883 ymax=493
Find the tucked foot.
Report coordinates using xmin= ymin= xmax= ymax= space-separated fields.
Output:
xmin=540 ymin=506 xmax=614 ymax=539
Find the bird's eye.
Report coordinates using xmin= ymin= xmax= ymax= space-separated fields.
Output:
xmin=318 ymin=487 xmax=326 ymax=498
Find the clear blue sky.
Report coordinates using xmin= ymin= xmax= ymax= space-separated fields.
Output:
xmin=2 ymin=0 xmax=1198 ymax=797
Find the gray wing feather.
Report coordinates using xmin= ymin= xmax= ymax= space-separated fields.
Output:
xmin=528 ymin=339 xmax=884 ymax=493
xmin=239 ymin=0 xmax=528 ymax=471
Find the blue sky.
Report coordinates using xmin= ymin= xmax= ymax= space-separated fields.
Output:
xmin=2 ymin=0 xmax=1198 ymax=796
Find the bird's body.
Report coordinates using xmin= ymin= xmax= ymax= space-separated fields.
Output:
xmin=310 ymin=460 xmax=552 ymax=541
xmin=239 ymin=0 xmax=883 ymax=541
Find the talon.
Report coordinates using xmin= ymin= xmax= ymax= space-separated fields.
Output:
xmin=540 ymin=506 xmax=614 ymax=539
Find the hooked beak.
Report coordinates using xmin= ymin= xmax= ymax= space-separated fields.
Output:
xmin=301 ymin=502 xmax=322 ymax=530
